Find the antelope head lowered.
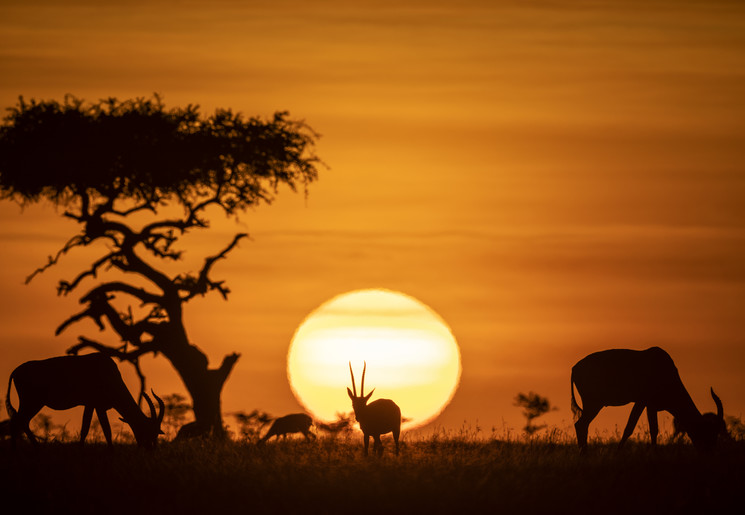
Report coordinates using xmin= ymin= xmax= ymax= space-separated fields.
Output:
xmin=570 ymin=347 xmax=726 ymax=452
xmin=6 ymin=353 xmax=165 ymax=448
xmin=258 ymin=413 xmax=315 ymax=444
xmin=347 ymin=361 xmax=401 ymax=456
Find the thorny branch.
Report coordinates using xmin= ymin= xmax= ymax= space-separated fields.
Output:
xmin=57 ymin=251 xmax=122 ymax=296
xmin=177 ymin=233 xmax=248 ymax=301
xmin=25 ymin=234 xmax=87 ymax=285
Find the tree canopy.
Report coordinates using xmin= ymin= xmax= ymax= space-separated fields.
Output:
xmin=0 ymin=94 xmax=319 ymax=211
xmin=0 ymin=94 xmax=321 ymax=295
xmin=514 ymin=391 xmax=557 ymax=435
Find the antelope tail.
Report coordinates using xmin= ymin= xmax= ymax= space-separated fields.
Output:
xmin=570 ymin=370 xmax=582 ymax=421
xmin=5 ymin=370 xmax=17 ymax=420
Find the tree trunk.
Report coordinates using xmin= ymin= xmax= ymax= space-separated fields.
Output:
xmin=159 ymin=325 xmax=240 ymax=439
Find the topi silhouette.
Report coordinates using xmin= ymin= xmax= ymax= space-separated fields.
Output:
xmin=6 ymin=353 xmax=165 ymax=448
xmin=571 ymin=347 xmax=725 ymax=452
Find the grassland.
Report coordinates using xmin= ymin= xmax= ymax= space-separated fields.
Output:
xmin=1 ymin=431 xmax=743 ymax=515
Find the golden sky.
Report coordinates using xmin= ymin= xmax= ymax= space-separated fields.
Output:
xmin=1 ymin=0 xmax=744 ymax=436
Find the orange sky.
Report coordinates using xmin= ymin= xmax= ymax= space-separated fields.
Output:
xmin=1 ymin=0 xmax=744 ymax=438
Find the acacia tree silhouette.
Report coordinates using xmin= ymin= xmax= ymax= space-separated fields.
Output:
xmin=514 ymin=391 xmax=556 ymax=436
xmin=230 ymin=409 xmax=273 ymax=442
xmin=161 ymin=392 xmax=193 ymax=439
xmin=0 ymin=95 xmax=321 ymax=438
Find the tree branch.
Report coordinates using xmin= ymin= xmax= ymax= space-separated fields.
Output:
xmin=109 ymin=201 xmax=157 ymax=218
xmin=55 ymin=305 xmax=107 ymax=336
xmin=80 ymin=281 xmax=164 ymax=306
xmin=57 ymin=251 xmax=122 ymax=296
xmin=214 ymin=352 xmax=241 ymax=391
xmin=108 ymin=244 xmax=179 ymax=296
xmin=55 ymin=289 xmax=158 ymax=347
xmin=142 ymin=230 xmax=183 ymax=261
xmin=66 ymin=336 xmax=156 ymax=361
xmin=25 ymin=234 xmax=87 ymax=284
xmin=178 ymin=233 xmax=248 ymax=301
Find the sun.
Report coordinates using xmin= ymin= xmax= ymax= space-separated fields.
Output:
xmin=287 ymin=288 xmax=461 ymax=429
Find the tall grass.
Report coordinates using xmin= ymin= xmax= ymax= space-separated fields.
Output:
xmin=1 ymin=430 xmax=743 ymax=514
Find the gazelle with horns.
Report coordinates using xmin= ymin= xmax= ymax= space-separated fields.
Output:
xmin=347 ymin=361 xmax=401 ymax=456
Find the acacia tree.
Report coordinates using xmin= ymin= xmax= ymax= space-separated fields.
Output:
xmin=514 ymin=391 xmax=557 ymax=436
xmin=0 ymin=95 xmax=321 ymax=438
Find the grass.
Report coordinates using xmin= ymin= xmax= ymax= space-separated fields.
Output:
xmin=1 ymin=430 xmax=743 ymax=514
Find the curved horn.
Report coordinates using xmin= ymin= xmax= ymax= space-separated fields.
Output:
xmin=349 ymin=361 xmax=357 ymax=397
xmin=711 ymin=387 xmax=723 ymax=420
xmin=152 ymin=389 xmax=166 ymax=425
xmin=143 ymin=392 xmax=157 ymax=419
xmin=361 ymin=361 xmax=367 ymax=397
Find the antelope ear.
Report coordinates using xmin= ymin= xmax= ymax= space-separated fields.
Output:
xmin=364 ymin=389 xmax=374 ymax=402
xmin=347 ymin=387 xmax=355 ymax=399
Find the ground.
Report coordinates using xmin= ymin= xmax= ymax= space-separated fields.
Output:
xmin=1 ymin=431 xmax=742 ymax=514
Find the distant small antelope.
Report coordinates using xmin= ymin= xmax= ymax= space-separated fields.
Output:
xmin=6 ymin=353 xmax=165 ymax=448
xmin=347 ymin=361 xmax=401 ymax=456
xmin=174 ymin=421 xmax=202 ymax=441
xmin=571 ymin=347 xmax=726 ymax=452
xmin=258 ymin=413 xmax=315 ymax=444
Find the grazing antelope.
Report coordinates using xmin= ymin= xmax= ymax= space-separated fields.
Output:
xmin=174 ymin=421 xmax=202 ymax=441
xmin=347 ymin=361 xmax=401 ymax=456
xmin=258 ymin=413 xmax=315 ymax=444
xmin=571 ymin=347 xmax=725 ymax=452
xmin=671 ymin=413 xmax=729 ymax=443
xmin=6 ymin=353 xmax=165 ymax=448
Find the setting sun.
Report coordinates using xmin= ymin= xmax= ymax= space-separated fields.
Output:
xmin=286 ymin=289 xmax=461 ymax=429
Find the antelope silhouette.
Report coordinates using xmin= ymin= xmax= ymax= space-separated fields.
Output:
xmin=6 ymin=353 xmax=165 ymax=448
xmin=571 ymin=347 xmax=725 ymax=452
xmin=258 ymin=413 xmax=315 ymax=444
xmin=347 ymin=361 xmax=401 ymax=456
